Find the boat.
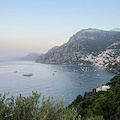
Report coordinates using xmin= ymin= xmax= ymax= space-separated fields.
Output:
xmin=23 ymin=73 xmax=33 ymax=76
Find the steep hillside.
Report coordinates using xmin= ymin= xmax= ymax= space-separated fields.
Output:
xmin=36 ymin=28 xmax=120 ymax=66
xmin=69 ymin=74 xmax=120 ymax=120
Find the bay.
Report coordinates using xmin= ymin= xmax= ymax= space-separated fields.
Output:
xmin=0 ymin=60 xmax=116 ymax=106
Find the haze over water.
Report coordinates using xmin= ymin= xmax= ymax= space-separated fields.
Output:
xmin=0 ymin=60 xmax=116 ymax=106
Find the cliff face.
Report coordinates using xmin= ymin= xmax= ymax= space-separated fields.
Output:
xmin=36 ymin=28 xmax=120 ymax=66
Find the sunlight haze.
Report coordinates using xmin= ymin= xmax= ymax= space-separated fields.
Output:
xmin=0 ymin=0 xmax=120 ymax=59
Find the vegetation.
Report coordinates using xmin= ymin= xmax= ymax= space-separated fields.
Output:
xmin=106 ymin=61 xmax=120 ymax=73
xmin=70 ymin=74 xmax=120 ymax=120
xmin=0 ymin=91 xmax=82 ymax=120
xmin=0 ymin=74 xmax=120 ymax=119
xmin=0 ymin=92 xmax=103 ymax=120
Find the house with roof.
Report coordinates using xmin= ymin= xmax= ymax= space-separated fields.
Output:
xmin=96 ymin=85 xmax=110 ymax=92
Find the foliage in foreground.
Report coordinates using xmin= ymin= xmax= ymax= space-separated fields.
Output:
xmin=2 ymin=73 xmax=120 ymax=120
xmin=0 ymin=91 xmax=104 ymax=120
xmin=70 ymin=74 xmax=120 ymax=120
xmin=0 ymin=91 xmax=81 ymax=120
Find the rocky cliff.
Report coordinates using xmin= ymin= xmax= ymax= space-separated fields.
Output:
xmin=36 ymin=28 xmax=120 ymax=66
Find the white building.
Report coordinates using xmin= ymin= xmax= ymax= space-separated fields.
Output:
xmin=96 ymin=85 xmax=110 ymax=92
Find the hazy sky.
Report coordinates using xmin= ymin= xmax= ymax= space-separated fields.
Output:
xmin=0 ymin=0 xmax=120 ymax=59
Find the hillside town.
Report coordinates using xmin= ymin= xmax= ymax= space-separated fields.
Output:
xmin=83 ymin=48 xmax=120 ymax=67
xmin=37 ymin=29 xmax=120 ymax=73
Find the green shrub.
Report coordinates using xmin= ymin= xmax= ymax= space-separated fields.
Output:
xmin=0 ymin=92 xmax=81 ymax=120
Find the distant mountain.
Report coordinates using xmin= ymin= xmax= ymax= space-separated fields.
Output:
xmin=20 ymin=53 xmax=43 ymax=61
xmin=36 ymin=28 xmax=120 ymax=67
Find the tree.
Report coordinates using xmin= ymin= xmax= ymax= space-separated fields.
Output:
xmin=93 ymin=102 xmax=103 ymax=116
xmin=0 ymin=92 xmax=81 ymax=120
xmin=87 ymin=109 xmax=93 ymax=118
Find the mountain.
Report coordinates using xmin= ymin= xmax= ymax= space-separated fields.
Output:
xmin=20 ymin=53 xmax=43 ymax=61
xmin=36 ymin=28 xmax=120 ymax=66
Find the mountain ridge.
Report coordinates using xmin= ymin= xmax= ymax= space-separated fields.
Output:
xmin=36 ymin=28 xmax=120 ymax=69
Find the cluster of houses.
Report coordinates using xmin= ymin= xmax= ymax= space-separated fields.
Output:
xmin=81 ymin=49 xmax=120 ymax=67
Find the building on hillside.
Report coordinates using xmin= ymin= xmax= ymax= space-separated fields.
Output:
xmin=96 ymin=85 xmax=110 ymax=92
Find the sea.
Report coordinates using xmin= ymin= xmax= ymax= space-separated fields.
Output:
xmin=0 ymin=60 xmax=116 ymax=106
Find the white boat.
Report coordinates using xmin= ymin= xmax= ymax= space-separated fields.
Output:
xmin=23 ymin=73 xmax=33 ymax=76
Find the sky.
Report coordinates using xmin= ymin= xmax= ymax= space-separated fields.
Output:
xmin=0 ymin=0 xmax=120 ymax=59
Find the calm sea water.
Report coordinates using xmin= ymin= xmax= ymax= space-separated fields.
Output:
xmin=0 ymin=61 xmax=116 ymax=106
